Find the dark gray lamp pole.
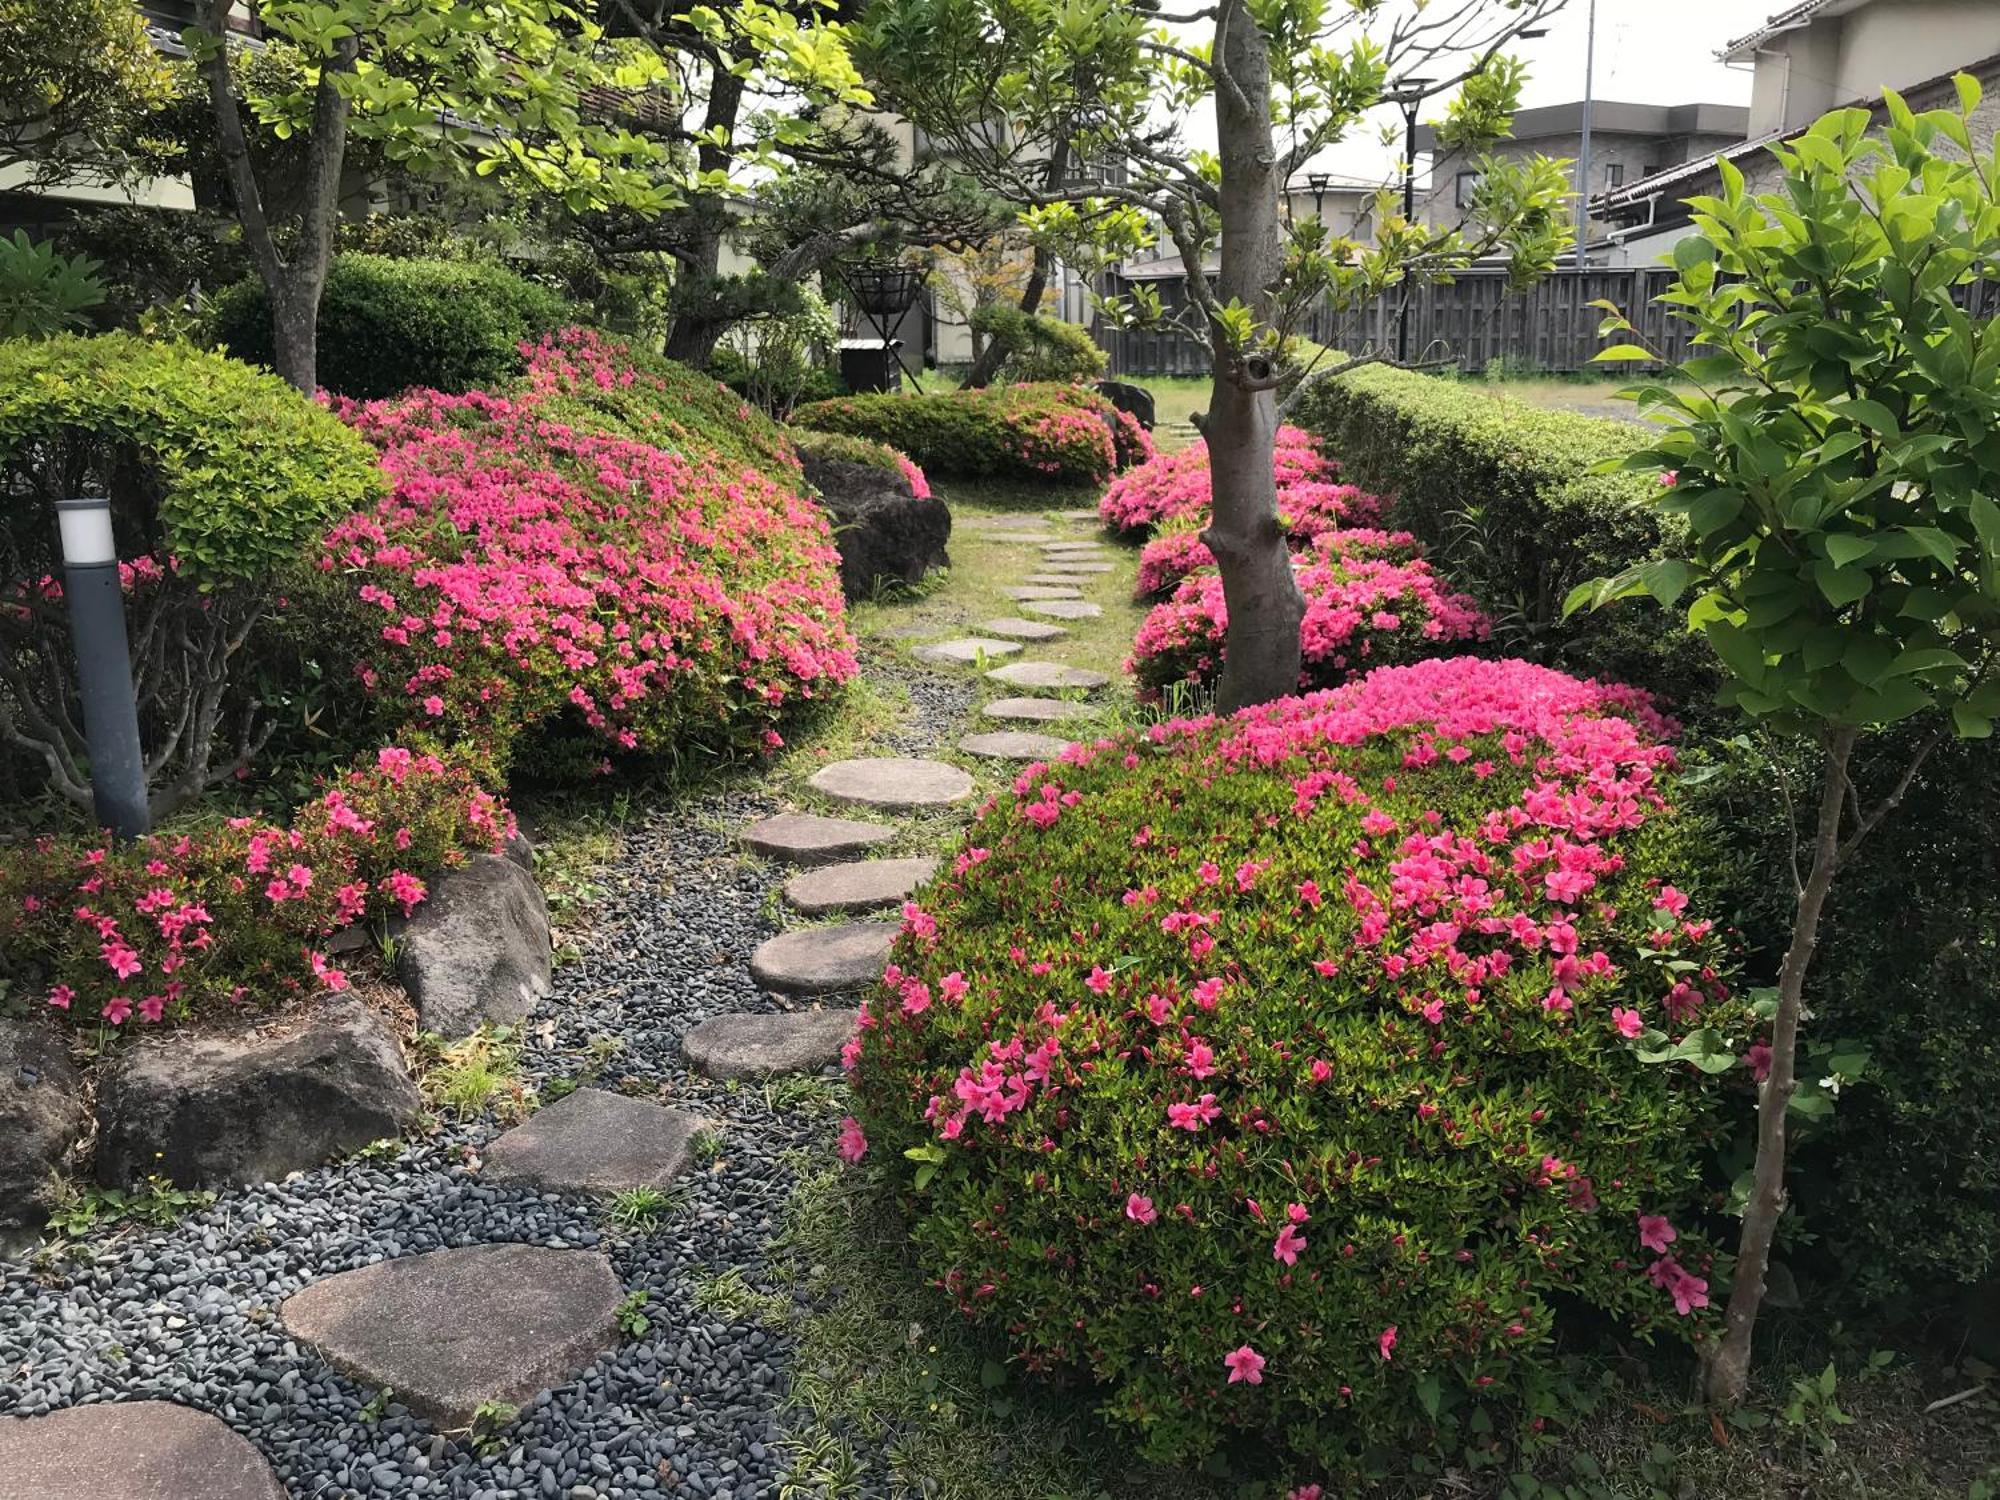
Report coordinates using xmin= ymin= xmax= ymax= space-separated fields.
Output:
xmin=1391 ymin=77 xmax=1435 ymax=363
xmin=53 ymin=497 xmax=149 ymax=840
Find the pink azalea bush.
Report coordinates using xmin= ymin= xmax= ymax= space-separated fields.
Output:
xmin=1129 ymin=530 xmax=1490 ymax=702
xmin=846 ymin=657 xmax=1746 ymax=1473
xmin=0 ymin=749 xmax=509 ymax=1030
xmin=325 ymin=332 xmax=858 ymax=776
xmin=1135 ymin=510 xmax=1404 ymax=602
xmin=794 ymin=383 xmax=1153 ymax=487
xmin=1099 ymin=426 xmax=1339 ymax=536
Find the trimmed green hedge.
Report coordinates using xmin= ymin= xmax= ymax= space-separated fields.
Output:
xmin=1291 ymin=366 xmax=1718 ymax=710
xmin=211 ymin=254 xmax=573 ymax=400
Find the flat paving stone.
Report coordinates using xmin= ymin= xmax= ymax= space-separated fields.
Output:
xmin=750 ymin=921 xmax=898 ymax=995
xmin=1042 ymin=541 xmax=1109 ymax=553
xmin=743 ymin=811 xmax=896 ymax=866
xmin=482 ymin=1088 xmax=709 ymax=1195
xmin=1026 ymin=573 xmax=1104 ymax=587
xmin=682 ymin=1008 xmax=858 ymax=1080
xmin=0 ymin=1402 xmax=284 ymax=1500
xmin=1034 ymin=561 xmax=1114 ymax=573
xmin=1002 ymin=585 xmax=1084 ymax=601
xmin=961 ymin=730 xmax=1079 ymax=761
xmin=281 ymin=1244 xmax=622 ymax=1429
xmin=1056 ymin=508 xmax=1103 ymax=521
xmin=986 ymin=661 xmax=1110 ymax=693
xmin=784 ymin=856 xmax=937 ymax=916
xmin=979 ymin=616 xmax=1069 ymax=641
xmin=808 ymin=756 xmax=974 ymax=809
xmin=972 ymin=530 xmax=1060 ymax=543
xmin=913 ymin=637 xmax=1022 ymax=665
xmin=1020 ymin=599 xmax=1104 ymax=620
xmin=983 ymin=695 xmax=1101 ymax=723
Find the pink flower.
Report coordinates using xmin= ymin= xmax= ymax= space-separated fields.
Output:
xmin=1125 ymin=1193 xmax=1157 ymax=1224
xmin=1166 ymin=1093 xmax=1220 ymax=1131
xmin=1611 ymin=1006 xmax=1644 ymax=1038
xmin=1637 ymin=1214 xmax=1677 ymax=1254
xmin=1223 ymin=1344 xmax=1266 ymax=1384
xmin=1289 ymin=1488 xmax=1325 ymax=1500
xmin=1273 ymin=1222 xmax=1306 ymax=1265
xmin=101 ymin=995 xmax=133 ymax=1025
xmin=46 ymin=984 xmax=74 ymax=1011
xmin=837 ymin=1116 xmax=867 ymax=1163
xmin=1377 ymin=1325 xmax=1398 ymax=1361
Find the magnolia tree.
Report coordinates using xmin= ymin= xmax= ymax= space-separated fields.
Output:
xmin=1572 ymin=82 xmax=2000 ymax=1404
xmin=853 ymin=0 xmax=1571 ymax=707
xmin=186 ymin=0 xmax=714 ymax=391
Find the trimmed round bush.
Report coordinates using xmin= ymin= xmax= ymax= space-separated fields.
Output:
xmin=1100 ymin=425 xmax=1336 ymax=536
xmin=969 ymin=304 xmax=1109 ymax=384
xmin=791 ymin=428 xmax=931 ymax=500
xmin=1135 ymin=485 xmax=1389 ymax=600
xmin=1129 ymin=529 xmax=1490 ymax=702
xmin=848 ymin=657 xmax=1747 ymax=1476
xmin=210 ymin=254 xmax=573 ymax=399
xmin=793 ymin=382 xmax=1152 ymax=487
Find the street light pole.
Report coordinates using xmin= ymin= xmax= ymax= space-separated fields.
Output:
xmin=1575 ymin=0 xmax=1597 ymax=268
xmin=53 ymin=497 xmax=149 ymax=840
xmin=1393 ymin=79 xmax=1433 ymax=363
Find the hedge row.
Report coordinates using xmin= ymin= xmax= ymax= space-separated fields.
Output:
xmin=793 ymin=382 xmax=1152 ymax=487
xmin=1290 ymin=367 xmax=1719 ymax=712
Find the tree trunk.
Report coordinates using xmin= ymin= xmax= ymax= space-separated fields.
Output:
xmin=963 ymin=248 xmax=1053 ymax=389
xmin=663 ymin=230 xmax=729 ymax=368
xmin=268 ymin=275 xmax=324 ymax=393
xmin=662 ymin=69 xmax=745 ymax=370
xmin=1703 ymin=724 xmax=1857 ymax=1406
xmin=1204 ymin=0 xmax=1302 ymax=712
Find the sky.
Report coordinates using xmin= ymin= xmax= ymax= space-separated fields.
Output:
xmin=1180 ymin=0 xmax=1763 ymax=181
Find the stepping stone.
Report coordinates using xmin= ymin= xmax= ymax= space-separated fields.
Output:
xmin=683 ymin=1009 xmax=858 ymax=1081
xmin=1003 ymin=585 xmax=1084 ymax=601
xmin=971 ymin=530 xmax=1060 ymax=543
xmin=961 ymin=730 xmax=1078 ymax=761
xmin=1026 ymin=573 xmax=1102 ymax=587
xmin=968 ymin=516 xmax=1054 ymax=531
xmin=983 ymin=696 xmax=1100 ymax=723
xmin=987 ymin=661 xmax=1110 ymax=693
xmin=913 ymin=637 xmax=1022 ymax=665
xmin=1056 ymin=508 xmax=1102 ymax=522
xmin=809 ymin=756 xmax=973 ymax=809
xmin=784 ymin=856 xmax=937 ymax=916
xmin=1021 ymin=599 xmax=1103 ymax=620
xmin=0 ymin=1402 xmax=285 ymax=1499
xmin=1042 ymin=542 xmax=1108 ymax=554
xmin=744 ymin=812 xmax=895 ymax=867
xmin=750 ymin=921 xmax=898 ymax=995
xmin=483 ymin=1088 xmax=710 ymax=1195
xmin=281 ymin=1244 xmax=622 ymax=1429
xmin=1035 ymin=561 xmax=1114 ymax=574
xmin=979 ymin=616 xmax=1068 ymax=641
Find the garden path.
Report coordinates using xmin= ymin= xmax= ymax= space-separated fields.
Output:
xmin=0 ymin=494 xmax=1139 ymax=1500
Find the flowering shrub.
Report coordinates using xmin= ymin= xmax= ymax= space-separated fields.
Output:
xmin=847 ymin=657 xmax=1746 ymax=1474
xmin=1099 ymin=425 xmax=1339 ymax=536
xmin=0 ymin=748 xmax=509 ymax=1029
xmin=1129 ymin=530 xmax=1489 ymax=701
xmin=325 ymin=332 xmax=858 ymax=776
xmin=1133 ymin=496 xmax=1394 ymax=601
xmin=792 ymin=428 xmax=933 ymax=500
xmin=793 ymin=382 xmax=1152 ymax=487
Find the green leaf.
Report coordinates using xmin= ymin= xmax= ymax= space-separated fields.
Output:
xmin=1592 ymin=343 xmax=1655 ymax=363
xmin=1814 ymin=561 xmax=1873 ymax=607
xmin=1953 ymin=704 xmax=1993 ymax=738
xmin=1824 ymin=534 xmax=1875 ymax=569
xmin=1637 ymin=558 xmax=1691 ymax=606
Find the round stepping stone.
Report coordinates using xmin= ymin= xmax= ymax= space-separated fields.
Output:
xmin=1020 ymin=599 xmax=1103 ymax=620
xmin=280 ymin=1244 xmax=622 ymax=1428
xmin=961 ymin=730 xmax=1078 ymax=761
xmin=913 ymin=637 xmax=1022 ymax=665
xmin=0 ymin=1402 xmax=284 ymax=1499
xmin=1026 ymin=573 xmax=1102 ymax=587
xmin=983 ymin=695 xmax=1099 ymax=723
xmin=683 ymin=1008 xmax=858 ymax=1080
xmin=1003 ymin=585 xmax=1084 ymax=601
xmin=784 ymin=856 xmax=937 ymax=915
xmin=986 ymin=661 xmax=1110 ymax=693
xmin=750 ymin=921 xmax=898 ymax=995
xmin=979 ymin=616 xmax=1068 ymax=641
xmin=483 ymin=1088 xmax=710 ymax=1195
xmin=808 ymin=756 xmax=973 ymax=809
xmin=743 ymin=811 xmax=895 ymax=867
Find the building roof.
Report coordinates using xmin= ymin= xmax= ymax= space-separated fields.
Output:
xmin=1413 ymin=100 xmax=1749 ymax=154
xmin=1719 ymin=0 xmax=1868 ymax=63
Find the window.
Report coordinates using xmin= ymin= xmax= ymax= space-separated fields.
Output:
xmin=1642 ymin=163 xmax=1661 ymax=181
xmin=1604 ymin=162 xmax=1626 ymax=189
xmin=1455 ymin=171 xmax=1481 ymax=209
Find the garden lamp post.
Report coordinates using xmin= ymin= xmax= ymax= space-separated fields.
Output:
xmin=53 ymin=497 xmax=148 ymax=840
xmin=1391 ymin=77 xmax=1435 ymax=363
xmin=1306 ymin=171 xmax=1332 ymax=221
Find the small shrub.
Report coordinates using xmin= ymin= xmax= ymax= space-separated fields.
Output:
xmin=849 ymin=656 xmax=1746 ymax=1476
xmin=0 ymin=232 xmax=107 ymax=337
xmin=1133 ymin=482 xmax=1388 ymax=600
xmin=792 ymin=428 xmax=931 ymax=500
xmin=1128 ymin=529 xmax=1488 ymax=700
xmin=0 ymin=748 xmax=509 ymax=1030
xmin=968 ymin=304 xmax=1108 ymax=384
xmin=210 ymin=254 xmax=573 ymax=399
xmin=1099 ymin=425 xmax=1339 ymax=537
xmin=793 ymin=382 xmax=1151 ymax=487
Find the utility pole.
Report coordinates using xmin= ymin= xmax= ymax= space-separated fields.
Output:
xmin=1575 ymin=0 xmax=1597 ymax=267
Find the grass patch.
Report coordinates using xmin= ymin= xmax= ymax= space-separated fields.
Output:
xmin=417 ymin=1026 xmax=533 ymax=1123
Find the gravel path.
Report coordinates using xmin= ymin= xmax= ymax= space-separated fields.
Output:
xmin=0 ymin=516 xmax=1102 ymax=1500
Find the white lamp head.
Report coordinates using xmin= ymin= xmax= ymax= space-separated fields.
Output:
xmin=54 ymin=497 xmax=116 ymax=568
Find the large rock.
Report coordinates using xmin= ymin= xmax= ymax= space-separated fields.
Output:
xmin=281 ymin=1243 xmax=622 ymax=1429
xmin=94 ymin=999 xmax=423 ymax=1189
xmin=395 ymin=854 xmax=551 ymax=1039
xmin=1096 ymin=379 xmax=1157 ymax=429
xmin=0 ymin=1020 xmax=86 ymax=1234
xmin=0 ymin=1401 xmax=284 ymax=1500
xmin=801 ymin=447 xmax=951 ymax=602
